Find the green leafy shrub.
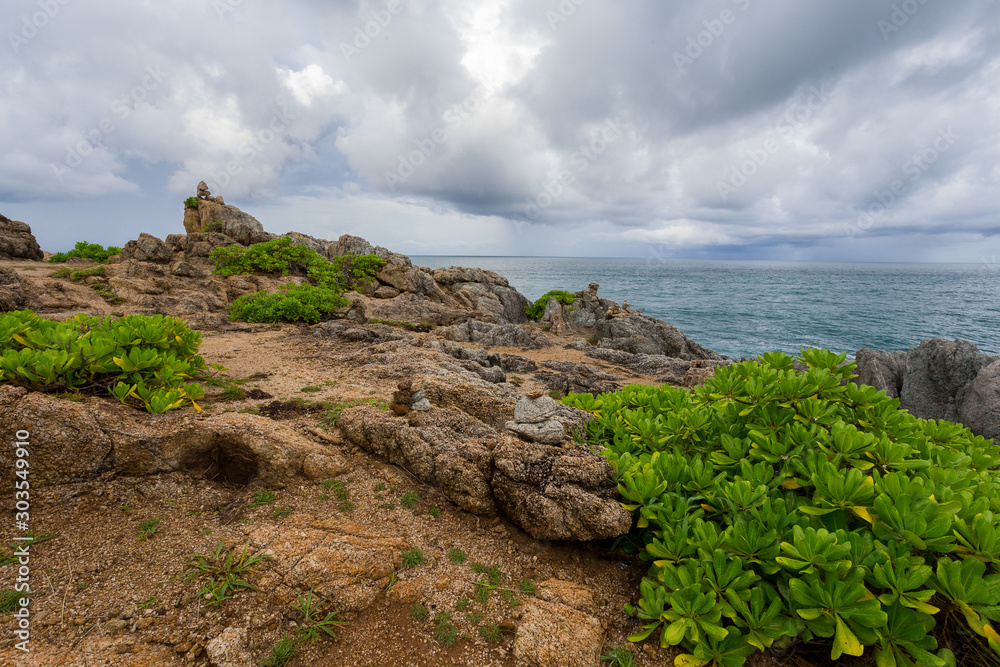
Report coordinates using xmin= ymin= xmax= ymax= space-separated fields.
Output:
xmin=178 ymin=542 xmax=269 ymax=607
xmin=525 ymin=290 xmax=575 ymax=320
xmin=401 ymin=547 xmax=425 ymax=568
xmin=563 ymin=348 xmax=1000 ymax=666
xmin=212 ymin=237 xmax=386 ymax=324
xmin=48 ymin=241 xmax=122 ymax=264
xmin=0 ymin=310 xmax=206 ymax=414
xmin=228 ymin=284 xmax=349 ymax=324
xmin=184 ymin=196 xmax=200 ymax=209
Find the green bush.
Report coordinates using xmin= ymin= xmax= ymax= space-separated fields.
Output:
xmin=229 ymin=284 xmax=349 ymax=324
xmin=48 ymin=241 xmax=122 ymax=264
xmin=525 ymin=290 xmax=575 ymax=320
xmin=184 ymin=196 xmax=200 ymax=209
xmin=0 ymin=310 xmax=206 ymax=413
xmin=563 ymin=349 xmax=1000 ymax=667
xmin=211 ymin=237 xmax=385 ymax=323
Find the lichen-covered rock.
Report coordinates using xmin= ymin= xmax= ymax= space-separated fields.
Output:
xmin=901 ymin=338 xmax=996 ymax=423
xmin=0 ymin=213 xmax=44 ymax=261
xmin=512 ymin=599 xmax=604 ymax=667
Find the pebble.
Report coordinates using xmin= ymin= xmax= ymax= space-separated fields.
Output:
xmin=435 ymin=577 xmax=449 ymax=591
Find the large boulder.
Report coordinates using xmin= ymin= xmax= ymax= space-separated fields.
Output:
xmin=595 ymin=312 xmax=723 ymax=360
xmin=512 ymin=599 xmax=604 ymax=667
xmin=854 ymin=348 xmax=907 ymax=398
xmin=182 ymin=185 xmax=272 ymax=246
xmin=433 ymin=267 xmax=531 ymax=324
xmin=120 ymin=233 xmax=173 ymax=264
xmin=900 ymin=338 xmax=996 ymax=423
xmin=0 ymin=267 xmax=31 ymax=311
xmin=957 ymin=359 xmax=1000 ymax=439
xmin=0 ymin=214 xmax=44 ymax=261
xmin=440 ymin=320 xmax=550 ymax=349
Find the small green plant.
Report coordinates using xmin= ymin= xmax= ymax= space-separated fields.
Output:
xmin=250 ymin=489 xmax=277 ymax=507
xmin=400 ymin=491 xmax=420 ymax=509
xmin=524 ymin=290 xmax=575 ymax=320
xmin=473 ymin=581 xmax=491 ymax=605
xmin=509 ymin=375 xmax=523 ymax=387
xmin=601 ymin=644 xmax=636 ymax=667
xmin=434 ymin=616 xmax=458 ymax=647
xmin=374 ymin=482 xmax=386 ymax=492
xmin=293 ymin=589 xmax=347 ymax=642
xmin=137 ymin=517 xmax=161 ymax=540
xmin=518 ymin=579 xmax=537 ymax=595
xmin=479 ymin=623 xmax=504 ymax=643
xmin=219 ymin=383 xmax=247 ymax=400
xmin=466 ymin=610 xmax=483 ymax=625
xmin=429 ymin=507 xmax=441 ymax=518
xmin=454 ymin=596 xmax=470 ymax=611
xmin=0 ymin=589 xmax=24 ymax=614
xmin=178 ymin=542 xmax=269 ymax=607
xmin=470 ymin=562 xmax=487 ymax=574
xmin=184 ymin=196 xmax=200 ymax=209
xmin=300 ymin=385 xmax=323 ymax=393
xmin=48 ymin=241 xmax=122 ymax=264
xmin=273 ymin=506 xmax=292 ymax=519
xmin=321 ymin=479 xmax=353 ymax=512
xmin=119 ymin=503 xmax=131 ymax=513
xmin=260 ymin=636 xmax=298 ymax=667
xmin=49 ymin=267 xmax=72 ymax=278
xmin=138 ymin=595 xmax=159 ymax=610
xmin=321 ymin=398 xmax=391 ymax=426
xmin=401 ymin=548 xmax=425 ymax=568
xmin=383 ymin=571 xmax=397 ymax=593
xmin=411 ymin=604 xmax=429 ymax=621
xmin=501 ymin=589 xmax=521 ymax=607
xmin=70 ymin=266 xmax=105 ymax=281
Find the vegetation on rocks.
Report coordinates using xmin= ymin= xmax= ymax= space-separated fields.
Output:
xmin=0 ymin=310 xmax=206 ymax=413
xmin=525 ymin=289 xmax=575 ymax=320
xmin=211 ymin=236 xmax=386 ymax=323
xmin=564 ymin=349 xmax=1000 ymax=667
xmin=48 ymin=240 xmax=122 ymax=264
xmin=183 ymin=196 xmax=200 ymax=209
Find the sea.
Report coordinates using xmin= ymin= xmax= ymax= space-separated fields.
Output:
xmin=410 ymin=257 xmax=1000 ymax=360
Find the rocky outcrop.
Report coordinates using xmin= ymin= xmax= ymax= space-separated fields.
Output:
xmin=0 ymin=213 xmax=44 ymax=261
xmin=512 ymin=599 xmax=604 ymax=667
xmin=584 ymin=347 xmax=731 ymax=387
xmin=337 ymin=402 xmax=630 ymax=541
xmin=0 ymin=385 xmax=347 ymax=489
xmin=440 ymin=320 xmax=551 ymax=348
xmin=532 ymin=361 xmax=624 ymax=396
xmin=0 ymin=266 xmax=31 ymax=311
xmin=182 ymin=183 xmax=272 ymax=246
xmin=855 ymin=338 xmax=999 ymax=437
xmin=120 ymin=232 xmax=173 ymax=264
xmin=595 ymin=312 xmax=723 ymax=360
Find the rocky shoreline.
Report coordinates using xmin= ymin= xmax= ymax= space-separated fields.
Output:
xmin=0 ymin=188 xmax=997 ymax=666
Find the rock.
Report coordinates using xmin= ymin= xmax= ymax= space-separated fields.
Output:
xmin=500 ymin=354 xmax=538 ymax=373
xmin=0 ymin=267 xmax=31 ymax=311
xmin=533 ymin=361 xmax=623 ymax=396
xmin=855 ymin=348 xmax=907 ymax=398
xmin=506 ymin=419 xmax=565 ymax=445
xmin=120 ymin=233 xmax=173 ymax=264
xmin=595 ymin=313 xmax=722 ymax=360
xmin=433 ymin=267 xmax=532 ymax=324
xmin=182 ymin=186 xmax=271 ymax=246
xmin=373 ymin=285 xmax=401 ymax=299
xmin=441 ymin=320 xmax=550 ymax=349
xmin=514 ymin=396 xmax=560 ymax=424
xmin=586 ymin=347 xmax=692 ymax=377
xmin=900 ymin=338 xmax=996 ymax=423
xmin=325 ymin=234 xmax=375 ymax=259
xmin=411 ymin=398 xmax=432 ymax=411
xmin=204 ymin=627 xmax=254 ymax=667
xmin=0 ymin=386 xmax=348 ymax=488
xmin=512 ymin=599 xmax=604 ymax=667
xmin=492 ymin=439 xmax=631 ymax=541
xmin=537 ymin=580 xmax=597 ymax=614
xmin=0 ymin=214 xmax=44 ymax=261
xmin=196 ymin=181 xmax=210 ymax=198
xmin=421 ymin=374 xmax=518 ymax=431
xmin=957 ymin=360 xmax=1000 ymax=439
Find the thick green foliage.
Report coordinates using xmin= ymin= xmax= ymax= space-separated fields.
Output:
xmin=229 ymin=284 xmax=349 ymax=324
xmin=564 ymin=349 xmax=1000 ymax=666
xmin=48 ymin=241 xmax=122 ymax=264
xmin=0 ymin=310 xmax=206 ymax=413
xmin=211 ymin=237 xmax=385 ymax=323
xmin=184 ymin=196 xmax=200 ymax=209
xmin=525 ymin=290 xmax=575 ymax=320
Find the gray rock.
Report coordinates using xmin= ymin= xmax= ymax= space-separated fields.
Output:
xmin=499 ymin=354 xmax=538 ymax=373
xmin=957 ymin=360 xmax=1000 ymax=439
xmin=0 ymin=214 xmax=43 ymax=261
xmin=0 ymin=267 xmax=30 ymax=311
xmin=441 ymin=320 xmax=550 ymax=348
xmin=595 ymin=313 xmax=722 ymax=360
xmin=120 ymin=233 xmax=173 ymax=264
xmin=506 ymin=419 xmax=566 ymax=445
xmin=514 ymin=396 xmax=560 ymax=424
xmin=533 ymin=361 xmax=624 ymax=396
xmin=410 ymin=398 xmax=432 ymax=412
xmin=900 ymin=338 xmax=996 ymax=422
xmin=855 ymin=348 xmax=907 ymax=398
xmin=410 ymin=389 xmax=427 ymax=404
xmin=586 ymin=347 xmax=694 ymax=377
xmin=325 ymin=234 xmax=375 ymax=258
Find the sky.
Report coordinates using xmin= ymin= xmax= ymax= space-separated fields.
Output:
xmin=1 ymin=0 xmax=999 ymax=262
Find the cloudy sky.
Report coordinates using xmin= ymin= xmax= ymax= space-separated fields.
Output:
xmin=1 ymin=0 xmax=999 ymax=262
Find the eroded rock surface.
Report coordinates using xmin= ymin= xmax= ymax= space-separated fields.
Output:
xmin=0 ymin=213 xmax=44 ymax=261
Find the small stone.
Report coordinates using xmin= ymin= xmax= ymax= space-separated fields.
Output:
xmin=410 ymin=388 xmax=427 ymax=404
xmin=435 ymin=578 xmax=449 ymax=591
xmin=410 ymin=398 xmax=432 ymax=412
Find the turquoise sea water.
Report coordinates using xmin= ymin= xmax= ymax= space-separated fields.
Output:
xmin=410 ymin=257 xmax=1000 ymax=360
